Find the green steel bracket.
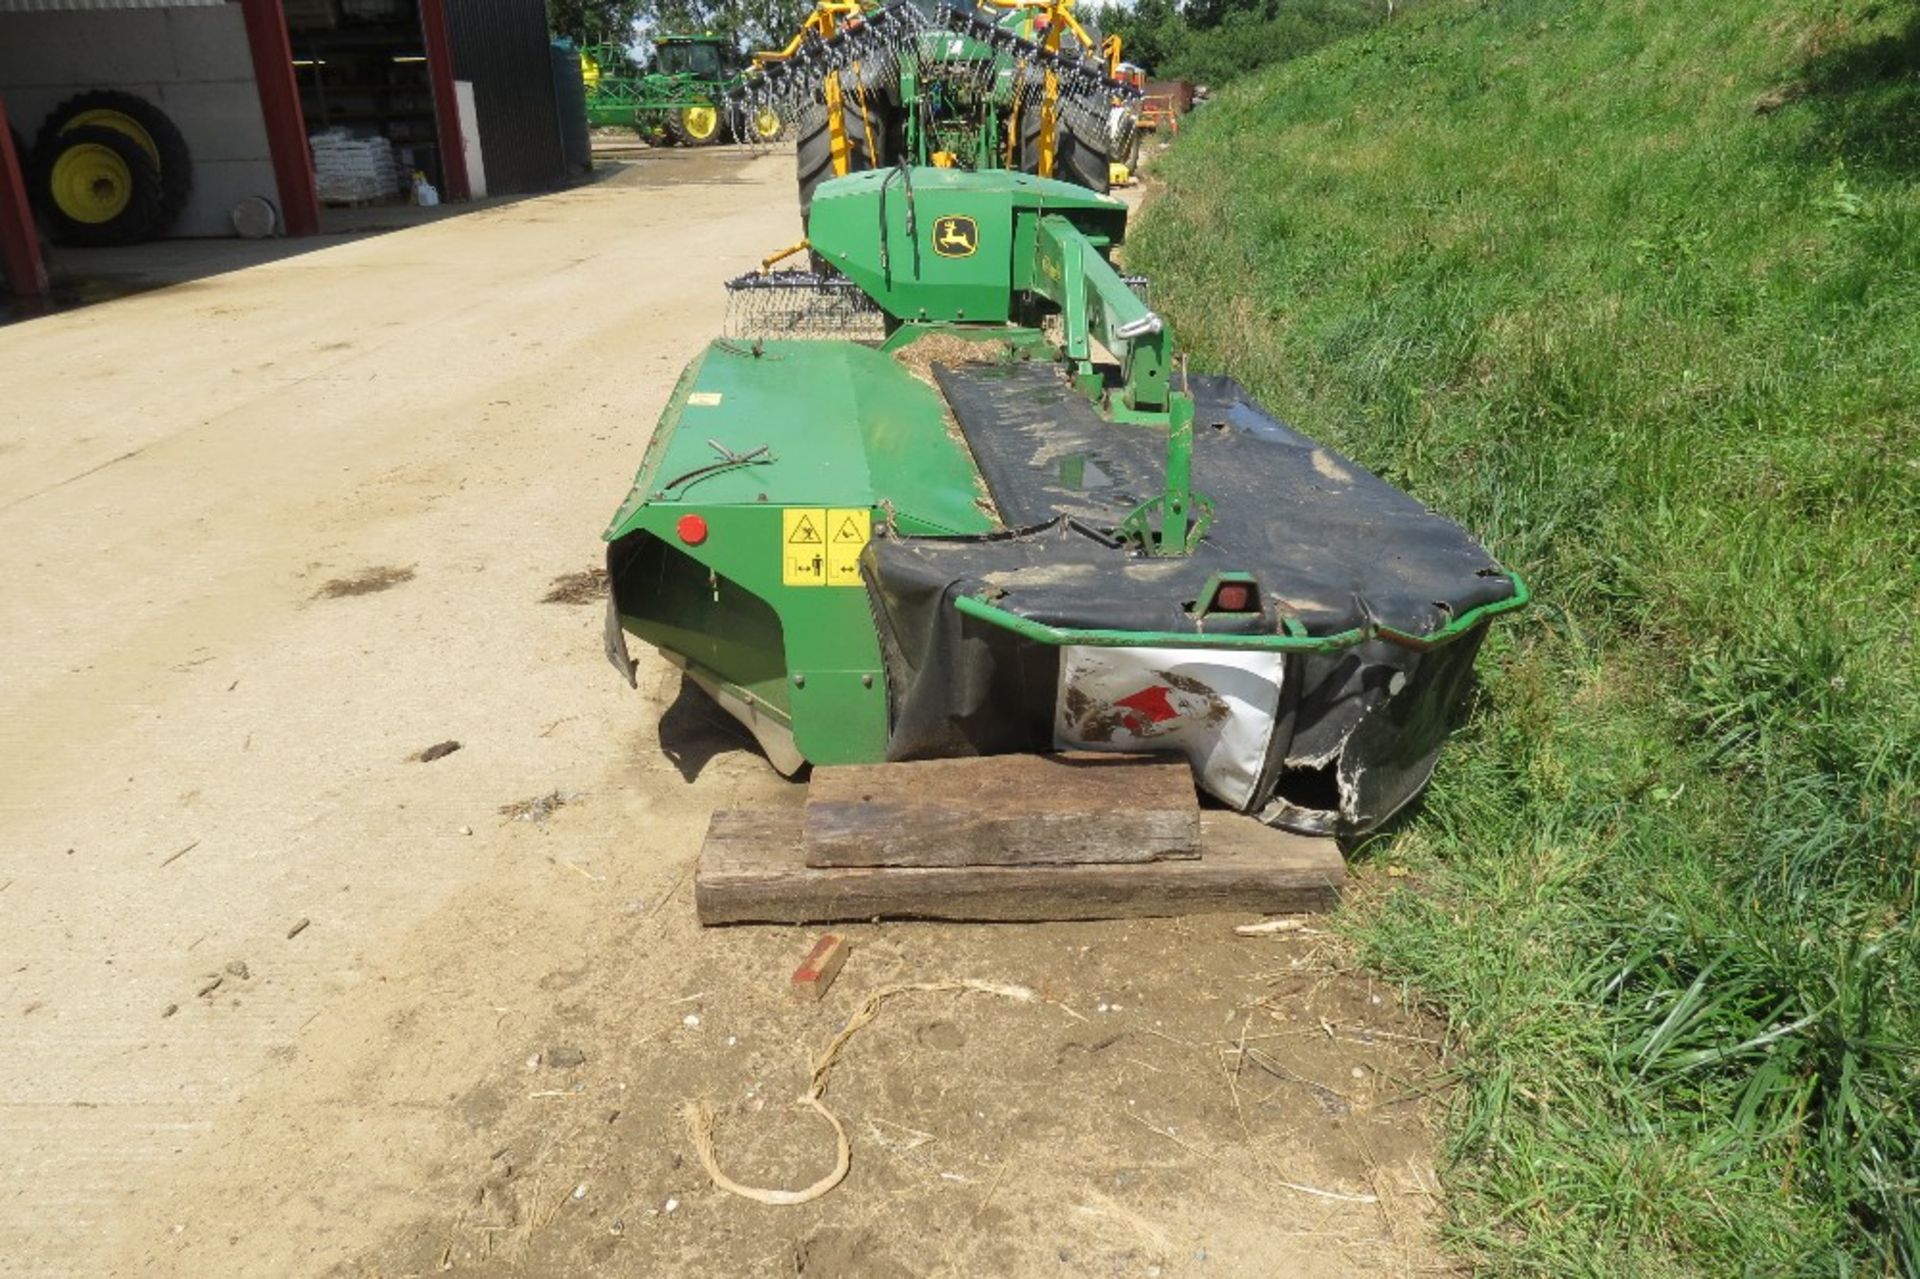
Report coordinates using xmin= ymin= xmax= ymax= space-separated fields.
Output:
xmin=975 ymin=102 xmax=1000 ymax=169
xmin=1117 ymin=390 xmax=1214 ymax=556
xmin=1027 ymin=212 xmax=1210 ymax=555
xmin=1030 ymin=214 xmax=1170 ymax=415
xmin=1118 ymin=490 xmax=1214 ymax=555
xmin=1189 ymin=570 xmax=1258 ymax=618
xmin=953 ymin=571 xmax=1532 ymax=653
xmin=901 ymin=63 xmax=924 ymax=165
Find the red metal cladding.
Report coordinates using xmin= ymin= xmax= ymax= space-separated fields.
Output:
xmin=0 ymin=95 xmax=49 ymax=307
xmin=417 ymin=0 xmax=471 ymax=201
xmin=239 ymin=0 xmax=320 ymax=236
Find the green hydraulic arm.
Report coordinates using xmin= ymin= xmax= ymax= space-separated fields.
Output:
xmin=1027 ymin=212 xmax=1206 ymax=556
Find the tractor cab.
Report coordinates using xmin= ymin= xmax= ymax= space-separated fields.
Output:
xmin=651 ymin=35 xmax=738 ymax=81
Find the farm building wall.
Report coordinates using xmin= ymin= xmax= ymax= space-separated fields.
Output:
xmin=0 ymin=6 xmax=278 ymax=237
xmin=443 ymin=0 xmax=564 ymax=195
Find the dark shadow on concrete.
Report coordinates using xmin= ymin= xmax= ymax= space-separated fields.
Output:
xmin=1 ymin=160 xmax=640 ymax=326
xmin=1 ymin=145 xmax=789 ymax=324
xmin=656 ymin=672 xmax=766 ymax=783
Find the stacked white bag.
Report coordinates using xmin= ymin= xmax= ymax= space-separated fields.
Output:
xmin=310 ymin=129 xmax=401 ymax=203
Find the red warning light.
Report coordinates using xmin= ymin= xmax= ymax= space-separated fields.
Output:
xmin=1212 ymin=582 xmax=1254 ymax=612
xmin=676 ymin=513 xmax=709 ymax=546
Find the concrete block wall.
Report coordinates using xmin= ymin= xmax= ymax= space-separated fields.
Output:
xmin=0 ymin=6 xmax=277 ymax=237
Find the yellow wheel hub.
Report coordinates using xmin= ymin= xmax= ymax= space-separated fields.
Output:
xmin=63 ymin=109 xmax=160 ymax=169
xmin=51 ymin=142 xmax=133 ymax=224
xmin=682 ymin=104 xmax=719 ymax=140
xmin=752 ymin=108 xmax=782 ymax=142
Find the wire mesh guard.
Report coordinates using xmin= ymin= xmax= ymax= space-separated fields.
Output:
xmin=725 ymin=271 xmax=887 ymax=340
xmin=726 ymin=269 xmax=1149 ymax=345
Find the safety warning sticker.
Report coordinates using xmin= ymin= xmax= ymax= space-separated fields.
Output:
xmin=782 ymin=508 xmax=827 ymax=586
xmin=782 ymin=508 xmax=870 ymax=587
xmin=826 ymin=508 xmax=871 ymax=586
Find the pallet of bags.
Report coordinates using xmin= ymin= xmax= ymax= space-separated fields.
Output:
xmin=310 ymin=129 xmax=399 ymax=205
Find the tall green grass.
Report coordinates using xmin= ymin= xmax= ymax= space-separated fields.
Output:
xmin=1132 ymin=1 xmax=1918 ymax=1271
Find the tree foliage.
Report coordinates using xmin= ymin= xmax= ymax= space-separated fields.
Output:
xmin=549 ymin=0 xmax=812 ymax=54
xmin=547 ymin=0 xmax=646 ymax=48
xmin=641 ymin=0 xmax=815 ymax=49
xmin=1092 ymin=0 xmax=1392 ymax=84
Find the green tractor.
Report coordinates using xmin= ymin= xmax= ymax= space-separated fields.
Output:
xmin=582 ymin=35 xmax=785 ymax=146
xmin=601 ymin=162 xmax=1528 ymax=837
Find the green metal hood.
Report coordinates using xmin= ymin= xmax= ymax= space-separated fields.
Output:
xmin=605 ymin=338 xmax=997 ymax=541
xmin=807 ymin=167 xmax=1128 ymax=325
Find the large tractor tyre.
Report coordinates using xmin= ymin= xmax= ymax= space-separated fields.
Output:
xmin=34 ymin=90 xmax=191 ymax=229
xmin=671 ymin=102 xmax=726 ymax=147
xmin=1018 ymin=107 xmax=1110 ymax=195
xmin=33 ymin=124 xmax=165 ymax=247
xmin=796 ymin=100 xmax=884 ymax=229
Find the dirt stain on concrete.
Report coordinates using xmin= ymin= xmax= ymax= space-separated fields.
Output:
xmin=543 ymin=567 xmax=609 ymax=605
xmin=315 ymin=565 xmax=416 ymax=599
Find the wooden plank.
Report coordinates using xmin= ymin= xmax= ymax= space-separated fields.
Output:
xmin=698 ymin=807 xmax=1343 ymax=925
xmin=804 ymin=753 xmax=1200 ymax=867
xmin=789 ymin=934 xmax=850 ymax=1001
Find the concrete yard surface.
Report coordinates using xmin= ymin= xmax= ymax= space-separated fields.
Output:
xmin=0 ymin=148 xmax=1449 ymax=1277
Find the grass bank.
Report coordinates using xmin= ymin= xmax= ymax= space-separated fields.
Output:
xmin=1132 ymin=1 xmax=1918 ymax=1272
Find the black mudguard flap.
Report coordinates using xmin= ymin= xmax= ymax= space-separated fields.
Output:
xmin=861 ymin=364 xmax=1516 ymax=835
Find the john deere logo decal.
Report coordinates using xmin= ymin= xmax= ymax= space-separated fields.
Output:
xmin=933 ymin=214 xmax=978 ymax=258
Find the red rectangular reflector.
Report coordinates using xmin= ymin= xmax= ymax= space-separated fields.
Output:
xmin=1213 ymin=583 xmax=1254 ymax=612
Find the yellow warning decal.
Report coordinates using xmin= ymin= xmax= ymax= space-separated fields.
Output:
xmin=826 ymin=507 xmax=871 ymax=586
xmin=782 ymin=508 xmax=827 ymax=586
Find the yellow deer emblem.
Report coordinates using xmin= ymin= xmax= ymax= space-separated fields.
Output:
xmin=933 ymin=214 xmax=978 ymax=258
